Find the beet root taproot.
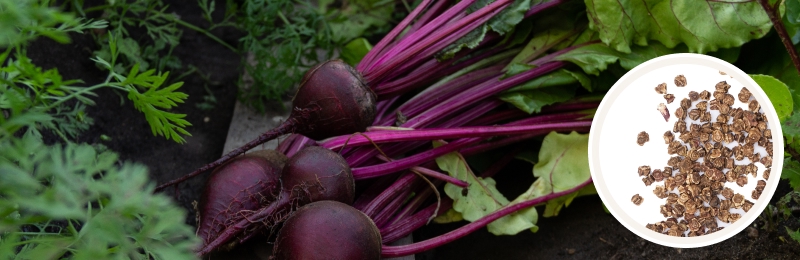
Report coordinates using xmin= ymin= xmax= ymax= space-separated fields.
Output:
xmin=272 ymin=200 xmax=382 ymax=260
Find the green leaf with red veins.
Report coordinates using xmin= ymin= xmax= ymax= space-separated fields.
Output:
xmin=584 ymin=0 xmax=772 ymax=54
xmin=508 ymin=131 xmax=594 ymax=217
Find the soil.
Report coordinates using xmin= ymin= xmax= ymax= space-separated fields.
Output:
xmin=24 ymin=2 xmax=800 ymax=260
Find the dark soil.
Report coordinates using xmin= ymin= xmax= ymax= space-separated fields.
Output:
xmin=25 ymin=2 xmax=800 ymax=260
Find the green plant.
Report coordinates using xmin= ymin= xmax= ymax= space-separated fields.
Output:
xmin=0 ymin=2 xmax=198 ymax=258
xmin=0 ymin=135 xmax=199 ymax=259
xmin=234 ymin=0 xmax=398 ymax=111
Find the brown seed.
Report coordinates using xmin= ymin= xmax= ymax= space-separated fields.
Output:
xmin=681 ymin=98 xmax=692 ymax=110
xmin=716 ymin=113 xmax=729 ymax=124
xmin=696 ymin=101 xmax=708 ymax=111
xmin=720 ymin=199 xmax=732 ymax=211
xmin=718 ymin=210 xmax=730 ymax=223
xmin=637 ymin=131 xmax=650 ymax=146
xmin=751 ymin=189 xmax=761 ymax=200
xmin=699 ymin=90 xmax=711 ymax=100
xmin=723 ymin=94 xmax=735 ymax=106
xmin=654 ymin=185 xmax=668 ymax=199
xmin=653 ymin=169 xmax=665 ymax=182
xmin=732 ymin=194 xmax=745 ymax=208
xmin=703 ymin=218 xmax=718 ymax=230
xmin=756 ymin=180 xmax=766 ymax=191
xmin=709 ymin=196 xmax=721 ymax=208
xmin=739 ymin=87 xmax=751 ymax=102
xmin=767 ymin=142 xmax=773 ymax=156
xmin=689 ymin=91 xmax=700 ymax=101
xmin=655 ymin=83 xmax=668 ymax=94
xmin=700 ymin=111 xmax=711 ymax=122
xmin=736 ymin=175 xmax=748 ymax=187
xmin=663 ymin=131 xmax=674 ymax=144
xmin=664 ymin=94 xmax=675 ymax=104
xmin=761 ymin=156 xmax=772 ymax=168
xmin=715 ymin=81 xmax=730 ymax=92
xmin=729 ymin=213 xmax=741 ymax=223
xmin=660 ymin=205 xmax=671 ymax=217
xmin=657 ymin=103 xmax=670 ymax=122
xmin=721 ymin=187 xmax=734 ymax=200
xmin=642 ymin=175 xmax=655 ymax=186
xmin=688 ymin=109 xmax=701 ymax=120
xmin=749 ymin=100 xmax=760 ymax=112
xmin=719 ymin=104 xmax=731 ymax=114
xmin=743 ymin=200 xmax=754 ymax=212
xmin=667 ymin=193 xmax=679 ymax=204
xmin=763 ymin=168 xmax=771 ymax=180
xmin=675 ymin=75 xmax=688 ymax=87
xmin=632 ymin=194 xmax=644 ymax=205
xmin=639 ymin=165 xmax=651 ymax=177
xmin=672 ymin=203 xmax=686 ymax=216
xmin=764 ymin=129 xmax=772 ymax=139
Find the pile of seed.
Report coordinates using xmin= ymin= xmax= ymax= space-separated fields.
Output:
xmin=634 ymin=75 xmax=772 ymax=237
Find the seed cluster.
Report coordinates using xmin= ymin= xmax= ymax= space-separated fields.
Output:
xmin=636 ymin=75 xmax=772 ymax=237
xmin=637 ymin=131 xmax=650 ymax=146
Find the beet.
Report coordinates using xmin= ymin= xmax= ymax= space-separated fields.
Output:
xmin=293 ymin=60 xmax=377 ymax=139
xmin=280 ymin=146 xmax=355 ymax=204
xmin=272 ymin=201 xmax=382 ymax=260
xmin=197 ymin=146 xmax=356 ymax=255
xmin=156 ymin=60 xmax=375 ymax=192
xmin=197 ymin=154 xmax=282 ymax=247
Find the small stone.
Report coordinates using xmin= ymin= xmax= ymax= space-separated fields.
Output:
xmin=567 ymin=248 xmax=576 ymax=255
xmin=747 ymin=227 xmax=758 ymax=239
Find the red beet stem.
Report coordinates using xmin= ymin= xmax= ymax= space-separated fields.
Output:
xmin=155 ymin=122 xmax=296 ymax=192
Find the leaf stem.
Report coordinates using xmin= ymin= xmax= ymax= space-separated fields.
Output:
xmin=380 ymin=178 xmax=593 ymax=257
xmin=150 ymin=11 xmax=239 ymax=53
xmin=786 ymin=144 xmax=800 ymax=163
xmin=758 ymin=0 xmax=800 ymax=76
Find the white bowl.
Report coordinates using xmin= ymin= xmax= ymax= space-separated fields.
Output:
xmin=588 ymin=53 xmax=784 ymax=248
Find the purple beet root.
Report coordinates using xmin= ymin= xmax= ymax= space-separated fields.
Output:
xmin=272 ymin=200 xmax=382 ymax=260
xmin=197 ymin=154 xmax=282 ymax=248
xmin=156 ymin=60 xmax=375 ymax=192
xmin=293 ymin=60 xmax=377 ymax=139
xmin=196 ymin=146 xmax=356 ymax=255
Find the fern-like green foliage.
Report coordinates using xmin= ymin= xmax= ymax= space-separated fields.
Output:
xmin=0 ymin=135 xmax=200 ymax=259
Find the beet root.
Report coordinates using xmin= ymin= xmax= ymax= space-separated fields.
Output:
xmin=272 ymin=201 xmax=382 ymax=260
xmin=197 ymin=154 xmax=282 ymax=247
xmin=292 ymin=60 xmax=376 ymax=139
xmin=196 ymin=146 xmax=356 ymax=256
xmin=281 ymin=146 xmax=355 ymax=205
